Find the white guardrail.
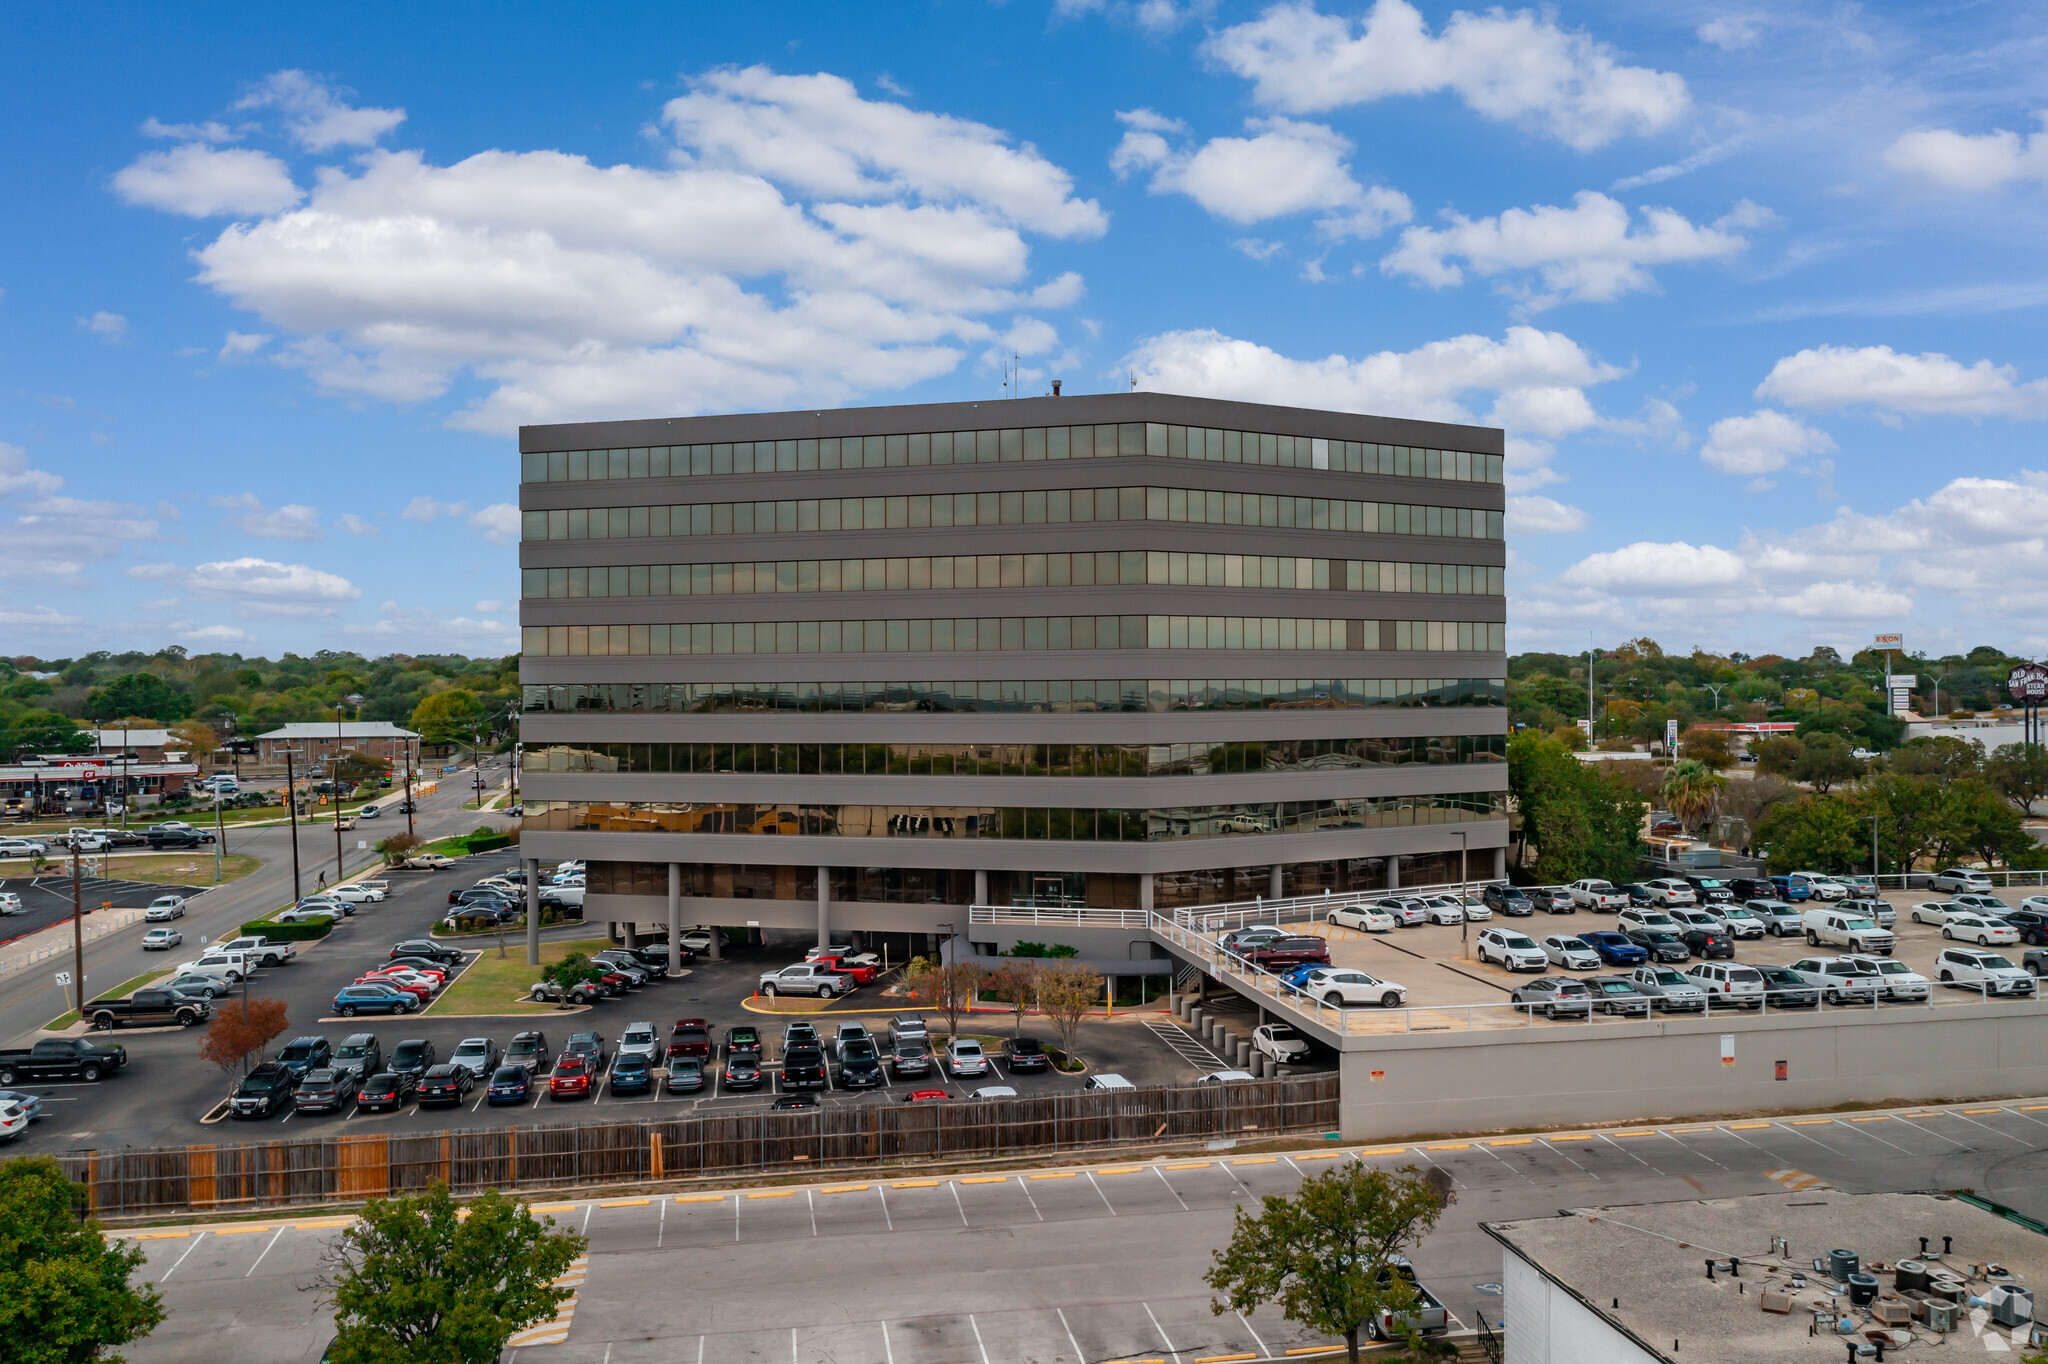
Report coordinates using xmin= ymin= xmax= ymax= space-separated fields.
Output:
xmin=973 ymin=882 xmax=2047 ymax=1039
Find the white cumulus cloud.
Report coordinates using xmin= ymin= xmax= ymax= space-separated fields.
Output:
xmin=209 ymin=493 xmax=325 ymax=540
xmin=1885 ymin=117 xmax=2048 ymax=192
xmin=1699 ymin=409 xmax=1836 ymax=477
xmin=111 ymin=143 xmax=303 ymax=218
xmin=1110 ymin=111 xmax=1411 ymax=237
xmin=79 ymin=311 xmax=130 ymax=343
xmin=334 ymin=513 xmax=382 ymax=538
xmin=1381 ymin=191 xmax=1753 ymax=310
xmin=1205 ymin=0 xmax=1688 ymax=151
xmin=186 ymin=557 xmax=361 ymax=618
xmin=1756 ymin=344 xmax=2048 ymax=419
xmin=400 ymin=496 xmax=472 ymax=524
xmin=1506 ymin=495 xmax=1588 ymax=535
xmin=235 ymin=69 xmax=405 ymax=151
xmin=468 ymin=503 xmax=521 ymax=544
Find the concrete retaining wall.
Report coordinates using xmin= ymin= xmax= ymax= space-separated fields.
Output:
xmin=1337 ymin=1002 xmax=2048 ymax=1141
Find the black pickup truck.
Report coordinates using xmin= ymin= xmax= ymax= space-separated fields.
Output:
xmin=84 ymin=988 xmax=211 ymax=1030
xmin=0 ymin=1037 xmax=129 ymax=1084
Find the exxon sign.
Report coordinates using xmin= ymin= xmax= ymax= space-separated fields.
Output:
xmin=2009 ymin=663 xmax=2048 ymax=703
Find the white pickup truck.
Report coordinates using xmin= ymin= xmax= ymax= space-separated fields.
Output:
xmin=1802 ymin=907 xmax=1894 ymax=955
xmin=219 ymin=936 xmax=296 ymax=967
xmin=1569 ymin=878 xmax=1629 ymax=911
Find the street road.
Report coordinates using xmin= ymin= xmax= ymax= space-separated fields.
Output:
xmin=121 ymin=1093 xmax=2048 ymax=1363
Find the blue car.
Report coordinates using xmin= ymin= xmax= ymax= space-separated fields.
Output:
xmin=609 ymin=1053 xmax=654 ymax=1095
xmin=1278 ymin=963 xmax=1325 ymax=995
xmin=333 ymin=984 xmax=415 ymax=1017
xmin=0 ymin=1090 xmax=44 ymax=1123
xmin=1768 ymin=875 xmax=1812 ymax=902
xmin=1578 ymin=931 xmax=1649 ymax=967
xmin=486 ymin=1065 xmax=531 ymax=1105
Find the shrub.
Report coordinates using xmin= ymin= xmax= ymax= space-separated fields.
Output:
xmin=1007 ymin=941 xmax=1079 ymax=958
xmin=243 ymin=919 xmax=331 ymax=942
xmin=465 ymin=833 xmax=512 ymax=854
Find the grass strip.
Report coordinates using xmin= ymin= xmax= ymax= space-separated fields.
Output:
xmin=422 ymin=936 xmax=614 ymax=1017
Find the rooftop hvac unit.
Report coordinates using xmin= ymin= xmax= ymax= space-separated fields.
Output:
xmin=1986 ymin=1285 xmax=2035 ymax=1329
xmin=1829 ymin=1248 xmax=1861 ymax=1281
xmin=1893 ymin=1259 xmax=1930 ymax=1293
xmin=1927 ymin=1300 xmax=1959 ymax=1333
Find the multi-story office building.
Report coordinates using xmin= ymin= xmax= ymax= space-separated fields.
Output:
xmin=517 ymin=393 xmax=1508 ymax=949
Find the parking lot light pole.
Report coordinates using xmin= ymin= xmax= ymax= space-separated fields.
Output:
xmin=70 ymin=843 xmax=84 ymax=1018
xmin=1456 ymin=830 xmax=1470 ymax=953
xmin=282 ymin=746 xmax=303 ymax=903
xmin=1870 ymin=815 xmax=1880 ymax=883
xmin=212 ymin=792 xmax=224 ymax=884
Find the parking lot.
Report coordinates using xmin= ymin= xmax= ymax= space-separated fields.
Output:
xmin=1189 ymin=886 xmax=2046 ymax=1036
xmin=0 ymin=874 xmax=212 ymax=946
xmin=0 ymin=854 xmax=1218 ymax=1153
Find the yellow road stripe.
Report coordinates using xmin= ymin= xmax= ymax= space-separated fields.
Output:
xmin=1030 ymin=1171 xmax=1078 ymax=1180
xmin=291 ymin=1217 xmax=356 ymax=1229
xmin=960 ymin=1176 xmax=1009 ymax=1184
xmin=2022 ymin=1105 xmax=2048 ymax=1112
xmin=213 ymin=1225 xmax=274 ymax=1235
xmin=133 ymin=1231 xmax=190 ymax=1240
xmin=1198 ymin=1355 xmax=1259 ymax=1362
xmin=1850 ymin=1116 xmax=1890 ymax=1122
xmin=746 ymin=1190 xmax=796 ymax=1199
xmin=1166 ymin=1162 xmax=1212 ymax=1170
xmin=821 ymin=1185 xmax=868 ymax=1194
xmin=600 ymin=1198 xmax=649 ymax=1207
xmin=1488 ymin=1138 xmax=1532 ymax=1146
xmin=1728 ymin=1122 xmax=1770 ymax=1130
xmin=1097 ymin=1165 xmax=1144 ymax=1174
xmin=1613 ymin=1130 xmax=1655 ymax=1137
xmin=892 ymin=1180 xmax=940 ymax=1188
xmin=1232 ymin=1156 xmax=1277 ymax=1165
xmin=1547 ymin=1135 xmax=1595 ymax=1143
xmin=531 ymin=1204 xmax=577 ymax=1213
xmin=1286 ymin=1348 xmax=1341 ymax=1356
xmin=675 ymin=1194 xmax=725 ymax=1203
xmin=1358 ymin=1147 xmax=1409 ymax=1156
xmin=1790 ymin=1119 xmax=1832 ymax=1126
xmin=1295 ymin=1151 xmax=1351 ymax=1160
xmin=1426 ymin=1143 xmax=1470 ymax=1150
xmin=1963 ymin=1108 xmax=2001 ymax=1115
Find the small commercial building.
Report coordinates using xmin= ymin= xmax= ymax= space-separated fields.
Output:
xmin=254 ymin=721 xmax=419 ymax=769
xmin=1484 ymin=1191 xmax=2045 ymax=1362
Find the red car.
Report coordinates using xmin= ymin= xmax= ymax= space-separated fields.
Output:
xmin=365 ymin=965 xmax=446 ymax=987
xmin=809 ymin=953 xmax=878 ymax=985
xmin=548 ymin=1055 xmax=593 ymax=1099
xmin=354 ymin=974 xmax=431 ymax=1001
xmin=668 ymin=1019 xmax=712 ymax=1060
xmin=899 ymin=1088 xmax=950 ymax=1104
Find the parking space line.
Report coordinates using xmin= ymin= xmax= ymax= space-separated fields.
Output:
xmin=880 ymin=1319 xmax=895 ymax=1364
xmin=244 ymin=1226 xmax=287 ymax=1277
xmin=877 ymin=1184 xmax=893 ymax=1232
xmin=1144 ymin=1301 xmax=1180 ymax=1360
xmin=806 ymin=1188 xmax=817 ymax=1237
xmin=1015 ymin=1174 xmax=1043 ymax=1221
xmin=1058 ymin=1308 xmax=1086 ymax=1361
xmin=1087 ymin=1170 xmax=1118 ymax=1215
xmin=949 ymin=1179 xmax=968 ymax=1226
xmin=1152 ymin=1164 xmax=1191 ymax=1211
xmin=1534 ymin=1138 xmax=1600 ymax=1179
xmin=968 ymin=1313 xmax=993 ymax=1364
xmin=1235 ymin=1310 xmax=1273 ymax=1359
xmin=160 ymin=1231 xmax=206 ymax=1280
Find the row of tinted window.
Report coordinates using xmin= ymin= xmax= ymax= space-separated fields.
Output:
xmin=523 ymin=617 xmax=1507 ymax=657
xmin=523 ymin=426 xmax=1502 ymax=485
xmin=521 ymin=678 xmax=1505 ymax=714
xmin=528 ymin=734 xmax=1506 ymax=775
xmin=523 ymin=554 xmax=1504 ymax=599
xmin=520 ymin=488 xmax=1504 ymax=542
xmin=524 ymin=792 xmax=1505 ymax=842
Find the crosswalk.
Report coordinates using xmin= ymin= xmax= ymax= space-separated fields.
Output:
xmin=1141 ymin=1017 xmax=1230 ymax=1070
xmin=503 ymin=1254 xmax=588 ymax=1348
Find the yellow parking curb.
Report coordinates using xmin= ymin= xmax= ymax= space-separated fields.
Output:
xmin=1030 ymin=1171 xmax=1078 ymax=1180
xmin=600 ymin=1199 xmax=649 ymax=1207
xmin=892 ymin=1180 xmax=940 ymax=1188
xmin=1487 ymin=1138 xmax=1532 ymax=1146
xmin=213 ymin=1225 xmax=273 ymax=1235
xmin=960 ymin=1176 xmax=1009 ymax=1184
xmin=1166 ymin=1162 xmax=1211 ymax=1170
xmin=1097 ymin=1165 xmax=1143 ymax=1174
xmin=746 ymin=1190 xmax=795 ymax=1199
xmin=820 ymin=1185 xmax=868 ymax=1194
xmin=675 ymin=1195 xmax=724 ymax=1203
xmin=1425 ymin=1143 xmax=1469 ymax=1151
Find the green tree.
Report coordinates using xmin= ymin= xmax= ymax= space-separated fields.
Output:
xmin=1888 ymin=735 xmax=1983 ymax=783
xmin=0 ymin=710 xmax=91 ymax=759
xmin=1789 ymin=732 xmax=1864 ymax=794
xmin=1985 ymin=743 xmax=2048 ymax=814
xmin=82 ymin=672 xmax=191 ymax=723
xmin=1751 ymin=735 xmax=1804 ymax=777
xmin=1660 ymin=759 xmax=1725 ymax=832
xmin=1508 ymin=733 xmax=1646 ymax=884
xmin=1676 ymin=727 xmax=1733 ymax=770
xmin=1754 ymin=795 xmax=1867 ymax=873
xmin=0 ymin=1155 xmax=166 ymax=1362
xmin=411 ymin=689 xmax=486 ymax=748
xmin=1206 ymin=1162 xmax=1452 ymax=1363
xmin=321 ymin=1183 xmax=585 ymax=1364
xmin=540 ymin=952 xmax=602 ymax=990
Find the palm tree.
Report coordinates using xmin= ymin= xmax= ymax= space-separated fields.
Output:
xmin=1662 ymin=759 xmax=1726 ymax=835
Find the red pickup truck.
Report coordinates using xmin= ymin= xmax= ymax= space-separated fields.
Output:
xmin=809 ymin=952 xmax=879 ymax=985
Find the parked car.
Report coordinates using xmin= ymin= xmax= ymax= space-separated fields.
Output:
xmin=1363 ymin=1258 xmax=1450 ymax=1343
xmin=563 ymin=1031 xmax=607 ymax=1068
xmin=1684 ymin=875 xmax=1737 ymax=905
xmin=780 ymin=1045 xmax=829 ymax=1090
xmin=1685 ymin=962 xmax=1764 ymax=1009
xmin=549 ymin=1055 xmax=596 ymax=1100
xmin=1082 ymin=1074 xmax=1136 ymax=1092
xmin=1767 ymin=875 xmax=1813 ymax=903
xmin=668 ymin=1020 xmax=712 ymax=1062
xmin=357 ymin=1071 xmax=418 ymax=1112
xmin=1675 ymin=924 xmax=1735 ymax=960
xmin=332 ymin=1033 xmax=382 ymax=1080
xmin=1785 ymin=872 xmax=1849 ymax=901
xmin=1624 ymin=966 xmax=1708 ymax=1013
xmin=724 ymin=1025 xmax=761 ymax=1059
xmin=1616 ymin=883 xmax=1655 ymax=909
xmin=1300 ymin=968 xmax=1407 ymax=1008
xmin=529 ymin=977 xmax=604 ymax=1005
xmin=275 ymin=907 xmax=341 ymax=926
xmin=275 ymin=1036 xmax=333 ymax=1079
xmin=837 ymin=1036 xmax=885 ymax=1089
xmin=722 ymin=1053 xmax=764 ymax=1089
xmin=1838 ymin=896 xmax=1896 ymax=927
xmin=1474 ymin=929 xmax=1547 ymax=972
xmin=1726 ymin=877 xmax=1775 ymax=900
xmin=1802 ymin=906 xmax=1896 ymax=954
xmin=1640 ymin=879 xmax=1697 ymax=908
xmin=1999 ymin=906 xmax=2048 ymax=947
xmin=1747 ymin=899 xmax=1805 ymax=937
xmin=773 ymin=1093 xmax=824 ymax=1111
xmin=220 ymin=936 xmax=296 ymax=967
xmin=328 ymin=883 xmax=386 ymax=904
xmin=807 ymin=950 xmax=879 ymax=984
xmin=1245 ymin=936 xmax=1332 ymax=971
xmin=1253 ymin=1023 xmax=1311 ymax=1064
xmin=1001 ymin=1036 xmax=1051 ymax=1072
xmin=665 ymin=1056 xmax=706 ymax=1094
xmin=1755 ymin=966 xmax=1821 ymax=1009
xmin=0 ymin=1090 xmax=45 ymax=1123
xmin=1785 ymin=956 xmax=1883 ymax=1005
xmin=294 ymin=1064 xmax=358 ymax=1114
xmin=1220 ymin=925 xmax=1287 ymax=953
xmin=1582 ymin=976 xmax=1651 ymax=1017
xmin=1843 ymin=954 xmax=1931 ymax=1003
xmin=890 ymin=1037 xmax=934 ymax=1079
xmin=1528 ymin=887 xmax=1577 ymax=915
xmin=336 ymin=982 xmax=419 ymax=1018
xmin=162 ymin=972 xmax=227 ymax=999
xmin=391 ymin=939 xmax=462 ymax=963
xmin=611 ymin=1053 xmax=656 ymax=1094
xmin=0 ymin=1037 xmax=127 ymax=1086
xmin=945 ymin=1038 xmax=989 ymax=1078
xmin=1420 ymin=897 xmax=1465 ymax=925
xmin=1510 ymin=976 xmax=1593 ymax=1019
xmin=1481 ymin=884 xmax=1534 ymax=917
xmin=1623 ymin=929 xmax=1692 ymax=964
xmin=1933 ymin=948 xmax=2038 ymax=996
xmin=1194 ymin=1070 xmax=1258 ymax=1086
xmin=758 ymin=962 xmax=851 ymax=998
xmin=886 ymin=1016 xmax=928 ymax=1051
xmin=1568 ymin=879 xmax=1629 ymax=911
xmin=1328 ymin=902 xmax=1397 ymax=932
xmin=1540 ymin=934 xmax=1601 ymax=970
xmin=1617 ymin=908 xmax=1679 ymax=934
xmin=82 ymin=986 xmax=210 ymax=1030
xmin=231 ymin=1062 xmax=295 ymax=1118
xmin=1577 ymin=931 xmax=1649 ymax=968
xmin=618 ymin=1022 xmax=663 ymax=1065
xmin=1941 ymin=912 xmax=2019 ymax=947
xmin=143 ymin=895 xmax=187 ymax=921
xmin=1930 ymin=867 xmax=1994 ymax=894
xmin=415 ymin=1065 xmax=472 ymax=1106
xmin=450 ymin=1037 xmax=501 ymax=1079
xmin=487 ymin=1065 xmax=532 ymax=1105
xmin=2025 ymin=948 xmax=2048 ymax=978
xmin=1708 ymin=905 xmax=1767 ymax=940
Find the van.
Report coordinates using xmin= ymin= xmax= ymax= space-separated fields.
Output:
xmin=1801 ymin=907 xmax=1894 ymax=955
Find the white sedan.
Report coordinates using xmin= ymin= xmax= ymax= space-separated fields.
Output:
xmin=274 ymin=907 xmax=341 ymax=925
xmin=1940 ymin=912 xmax=2018 ymax=946
xmin=1299 ymin=968 xmax=1407 ymax=1008
xmin=141 ymin=927 xmax=183 ymax=950
xmin=1541 ymin=934 xmax=1601 ymax=970
xmin=1421 ymin=897 xmax=1465 ymax=925
xmin=1252 ymin=1023 xmax=1312 ymax=1064
xmin=328 ymin=882 xmax=387 ymax=904
xmin=1327 ymin=903 xmax=1397 ymax=932
xmin=145 ymin=895 xmax=187 ymax=921
xmin=1909 ymin=901 xmax=1970 ymax=926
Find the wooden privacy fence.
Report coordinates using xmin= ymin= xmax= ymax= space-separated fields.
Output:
xmin=60 ymin=1075 xmax=1338 ymax=1218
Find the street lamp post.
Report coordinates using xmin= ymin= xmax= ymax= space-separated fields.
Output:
xmin=280 ymin=744 xmax=303 ymax=903
xmin=1456 ymin=829 xmax=1470 ymax=952
xmin=403 ymin=738 xmax=417 ymax=839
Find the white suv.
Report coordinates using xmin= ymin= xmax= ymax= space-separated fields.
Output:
xmin=1709 ymin=905 xmax=1767 ymax=940
xmin=1618 ymin=908 xmax=1680 ymax=934
xmin=1930 ymin=867 xmax=1993 ymax=894
xmin=1475 ymin=929 xmax=1548 ymax=973
xmin=1641 ymin=878 xmax=1696 ymax=907
xmin=1685 ymin=962 xmax=1765 ymax=1009
xmin=1786 ymin=872 xmax=1848 ymax=901
xmin=1934 ymin=948 xmax=2037 ymax=997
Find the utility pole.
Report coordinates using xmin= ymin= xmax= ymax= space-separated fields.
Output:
xmin=70 ymin=843 xmax=85 ymax=1017
xmin=1586 ymin=636 xmax=1598 ymax=749
xmin=332 ymin=703 xmax=347 ymax=887
xmin=284 ymin=747 xmax=303 ymax=903
xmin=403 ymin=739 xmax=416 ymax=839
xmin=213 ymin=790 xmax=224 ymax=883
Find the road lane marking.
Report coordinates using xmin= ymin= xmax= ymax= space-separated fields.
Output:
xmin=1144 ymin=1300 xmax=1180 ymax=1359
xmin=950 ymin=1180 xmax=969 ymax=1226
xmin=1153 ymin=1164 xmax=1191 ymax=1211
xmin=1235 ymin=1310 xmax=1273 ymax=1359
xmin=1087 ymin=1170 xmax=1118 ymax=1215
xmin=600 ymin=1198 xmax=649 ymax=1207
xmin=675 ymin=1195 xmax=724 ymax=1203
xmin=244 ymin=1226 xmax=287 ymax=1277
xmin=160 ymin=1231 xmax=206 ymax=1280
xmin=1030 ymin=1171 xmax=1077 ymax=1180
xmin=960 ymin=1176 xmax=1008 ymax=1184
xmin=1015 ymin=1174 xmax=1044 ymax=1222
xmin=968 ymin=1313 xmax=993 ymax=1364
xmin=1487 ymin=1138 xmax=1532 ymax=1146
xmin=1058 ymin=1308 xmax=1086 ymax=1362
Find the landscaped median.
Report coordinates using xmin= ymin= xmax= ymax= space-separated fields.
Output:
xmin=420 ymin=936 xmax=613 ymax=1017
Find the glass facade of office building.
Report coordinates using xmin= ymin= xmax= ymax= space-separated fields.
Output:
xmin=518 ymin=393 xmax=1509 ymax=936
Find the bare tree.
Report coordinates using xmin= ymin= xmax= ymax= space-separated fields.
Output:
xmin=1037 ymin=961 xmax=1105 ymax=1066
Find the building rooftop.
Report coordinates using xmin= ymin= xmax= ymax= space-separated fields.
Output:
xmin=1485 ymin=1191 xmax=2045 ymax=1361
xmin=90 ymin=728 xmax=173 ymax=748
xmin=254 ymin=722 xmax=419 ymax=740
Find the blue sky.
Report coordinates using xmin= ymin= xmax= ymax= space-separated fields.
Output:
xmin=3 ymin=1 xmax=2046 ymax=660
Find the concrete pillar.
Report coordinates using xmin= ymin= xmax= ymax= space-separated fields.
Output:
xmin=524 ymin=857 xmax=541 ymax=966
xmin=705 ymin=923 xmax=722 ymax=961
xmin=1140 ymin=873 xmax=1154 ymax=916
xmin=623 ymin=921 xmax=638 ymax=948
xmin=666 ymin=863 xmax=681 ymax=974
xmin=1189 ymin=1006 xmax=1204 ymax=1035
xmin=1268 ymin=865 xmax=1284 ymax=900
xmin=1387 ymin=857 xmax=1401 ymax=891
xmin=1235 ymin=1041 xmax=1252 ymax=1069
xmin=1494 ymin=847 xmax=1507 ymax=881
xmin=817 ymin=865 xmax=831 ymax=949
xmin=974 ymin=869 xmax=988 ymax=905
